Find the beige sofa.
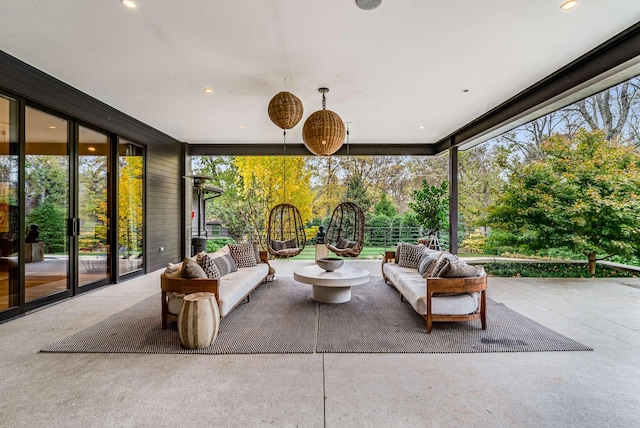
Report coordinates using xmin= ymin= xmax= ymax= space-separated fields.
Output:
xmin=160 ymin=245 xmax=270 ymax=329
xmin=382 ymin=250 xmax=487 ymax=333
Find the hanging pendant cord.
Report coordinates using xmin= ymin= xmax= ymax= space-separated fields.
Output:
xmin=282 ymin=130 xmax=286 ymax=202
xmin=346 ymin=123 xmax=350 ymax=160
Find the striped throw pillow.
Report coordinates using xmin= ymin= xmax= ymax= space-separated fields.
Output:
xmin=212 ymin=253 xmax=238 ymax=277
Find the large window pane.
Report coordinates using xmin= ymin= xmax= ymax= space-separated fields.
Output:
xmin=118 ymin=141 xmax=144 ymax=276
xmin=79 ymin=126 xmax=110 ymax=286
xmin=25 ymin=107 xmax=69 ymax=302
xmin=0 ymin=96 xmax=19 ymax=311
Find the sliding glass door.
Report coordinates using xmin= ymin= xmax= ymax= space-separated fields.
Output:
xmin=24 ymin=107 xmax=70 ymax=302
xmin=78 ymin=126 xmax=111 ymax=287
xmin=118 ymin=140 xmax=144 ymax=277
xmin=0 ymin=97 xmax=146 ymax=321
xmin=0 ymin=95 xmax=19 ymax=313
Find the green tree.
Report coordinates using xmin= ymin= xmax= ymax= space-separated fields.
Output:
xmin=374 ymin=193 xmax=397 ymax=217
xmin=27 ymin=202 xmax=66 ymax=253
xmin=344 ymin=175 xmax=373 ymax=213
xmin=487 ymin=130 xmax=640 ymax=274
xmin=408 ymin=180 xmax=449 ymax=237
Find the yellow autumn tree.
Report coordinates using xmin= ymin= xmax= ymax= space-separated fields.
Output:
xmin=118 ymin=156 xmax=144 ymax=257
xmin=234 ymin=156 xmax=313 ymax=240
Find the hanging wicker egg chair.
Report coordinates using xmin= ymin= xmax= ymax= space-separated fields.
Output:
xmin=267 ymin=203 xmax=306 ymax=258
xmin=325 ymin=202 xmax=365 ymax=258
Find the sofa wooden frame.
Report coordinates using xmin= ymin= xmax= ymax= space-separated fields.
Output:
xmin=160 ymin=251 xmax=269 ymax=330
xmin=382 ymin=251 xmax=487 ymax=333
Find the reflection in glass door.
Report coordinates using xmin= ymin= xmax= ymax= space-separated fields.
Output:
xmin=0 ymin=95 xmax=19 ymax=313
xmin=78 ymin=126 xmax=110 ymax=287
xmin=25 ymin=107 xmax=69 ymax=302
xmin=118 ymin=140 xmax=144 ymax=276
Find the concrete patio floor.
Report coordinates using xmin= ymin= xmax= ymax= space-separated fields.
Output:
xmin=1 ymin=259 xmax=639 ymax=427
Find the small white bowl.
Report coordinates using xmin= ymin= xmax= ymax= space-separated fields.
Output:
xmin=316 ymin=257 xmax=344 ymax=272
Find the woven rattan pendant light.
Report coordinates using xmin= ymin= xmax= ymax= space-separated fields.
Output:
xmin=268 ymin=91 xmax=304 ymax=130
xmin=302 ymin=88 xmax=345 ymax=156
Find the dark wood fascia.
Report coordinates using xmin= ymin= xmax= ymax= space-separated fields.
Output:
xmin=189 ymin=143 xmax=436 ymax=157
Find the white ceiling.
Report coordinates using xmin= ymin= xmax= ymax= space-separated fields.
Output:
xmin=1 ymin=1 xmax=640 ymax=148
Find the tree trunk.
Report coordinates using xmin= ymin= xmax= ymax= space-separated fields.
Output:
xmin=587 ymin=253 xmax=597 ymax=275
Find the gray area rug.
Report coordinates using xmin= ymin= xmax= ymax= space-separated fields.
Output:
xmin=41 ymin=277 xmax=592 ymax=354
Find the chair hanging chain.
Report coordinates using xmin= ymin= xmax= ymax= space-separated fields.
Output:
xmin=346 ymin=123 xmax=350 ymax=159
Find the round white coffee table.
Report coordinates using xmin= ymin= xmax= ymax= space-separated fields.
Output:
xmin=293 ymin=264 xmax=371 ymax=304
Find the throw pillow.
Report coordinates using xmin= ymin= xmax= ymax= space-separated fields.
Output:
xmin=212 ymin=253 xmax=238 ymax=277
xmin=417 ymin=252 xmax=436 ymax=277
xmin=431 ymin=252 xmax=456 ymax=277
xmin=336 ymin=237 xmax=357 ymax=249
xmin=165 ymin=262 xmax=180 ymax=273
xmin=397 ymin=243 xmax=425 ymax=269
xmin=284 ymin=238 xmax=298 ymax=249
xmin=422 ymin=250 xmax=444 ymax=277
xmin=181 ymin=257 xmax=207 ymax=279
xmin=196 ymin=253 xmax=221 ymax=279
xmin=210 ymin=245 xmax=230 ymax=258
xmin=252 ymin=242 xmax=262 ymax=264
xmin=439 ymin=258 xmax=482 ymax=278
xmin=271 ymin=240 xmax=285 ymax=251
xmin=229 ymin=242 xmax=258 ymax=268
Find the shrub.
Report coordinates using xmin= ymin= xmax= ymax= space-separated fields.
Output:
xmin=460 ymin=229 xmax=487 ymax=254
xmin=206 ymin=237 xmax=236 ymax=252
xmin=27 ymin=203 xmax=67 ymax=253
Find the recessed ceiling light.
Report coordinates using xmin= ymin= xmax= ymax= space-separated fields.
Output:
xmin=560 ymin=0 xmax=578 ymax=10
xmin=121 ymin=0 xmax=138 ymax=9
xmin=88 ymin=147 xmax=96 ymax=152
xmin=418 ymin=126 xmax=424 ymax=130
xmin=239 ymin=125 xmax=246 ymax=129
xmin=48 ymin=125 xmax=57 ymax=129
xmin=203 ymin=87 xmax=214 ymax=94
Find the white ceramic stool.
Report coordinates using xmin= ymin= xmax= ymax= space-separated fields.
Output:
xmin=177 ymin=292 xmax=220 ymax=349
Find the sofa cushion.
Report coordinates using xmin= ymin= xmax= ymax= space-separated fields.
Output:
xmin=383 ymin=263 xmax=479 ymax=315
xmin=167 ymin=292 xmax=186 ymax=314
xmin=229 ymin=242 xmax=257 ymax=268
xmin=438 ymin=258 xmax=481 ymax=278
xmin=212 ymin=253 xmax=238 ymax=277
xmin=196 ymin=253 xmax=221 ymax=279
xmin=217 ymin=263 xmax=269 ymax=316
xmin=181 ymin=257 xmax=207 ymax=279
xmin=397 ymin=243 xmax=425 ymax=269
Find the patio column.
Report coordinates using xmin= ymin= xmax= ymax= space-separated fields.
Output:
xmin=448 ymin=147 xmax=458 ymax=254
